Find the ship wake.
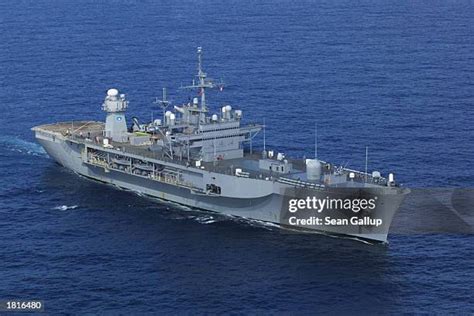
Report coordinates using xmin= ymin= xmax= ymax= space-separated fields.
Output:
xmin=0 ymin=136 xmax=48 ymax=157
xmin=52 ymin=205 xmax=79 ymax=211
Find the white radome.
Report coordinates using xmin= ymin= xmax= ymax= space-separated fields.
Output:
xmin=306 ymin=159 xmax=322 ymax=180
xmin=372 ymin=171 xmax=381 ymax=178
xmin=107 ymin=88 xmax=119 ymax=97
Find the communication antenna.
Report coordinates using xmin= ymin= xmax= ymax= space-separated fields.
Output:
xmin=314 ymin=123 xmax=318 ymax=159
xmin=263 ymin=118 xmax=266 ymax=152
xmin=213 ymin=129 xmax=217 ymax=165
xmin=154 ymin=87 xmax=170 ymax=123
xmin=365 ymin=146 xmax=369 ymax=183
xmin=181 ymin=47 xmax=224 ymax=113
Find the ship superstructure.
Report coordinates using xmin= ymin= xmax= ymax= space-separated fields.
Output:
xmin=33 ymin=47 xmax=409 ymax=243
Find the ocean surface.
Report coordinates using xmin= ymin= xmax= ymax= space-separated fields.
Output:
xmin=1 ymin=0 xmax=473 ymax=314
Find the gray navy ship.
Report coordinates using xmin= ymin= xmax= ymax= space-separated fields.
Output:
xmin=33 ymin=47 xmax=409 ymax=243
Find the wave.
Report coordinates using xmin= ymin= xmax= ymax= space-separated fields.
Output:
xmin=232 ymin=216 xmax=282 ymax=231
xmin=52 ymin=205 xmax=79 ymax=211
xmin=0 ymin=136 xmax=47 ymax=157
xmin=195 ymin=215 xmax=218 ymax=224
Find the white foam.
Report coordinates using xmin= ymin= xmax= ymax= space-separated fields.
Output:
xmin=196 ymin=215 xmax=217 ymax=224
xmin=0 ymin=136 xmax=47 ymax=157
xmin=53 ymin=205 xmax=78 ymax=211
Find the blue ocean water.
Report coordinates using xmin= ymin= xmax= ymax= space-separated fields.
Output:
xmin=1 ymin=0 xmax=473 ymax=313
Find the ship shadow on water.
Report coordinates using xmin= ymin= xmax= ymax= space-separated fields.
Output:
xmin=392 ymin=188 xmax=474 ymax=235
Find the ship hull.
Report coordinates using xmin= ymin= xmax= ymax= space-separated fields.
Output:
xmin=37 ymin=136 xmax=406 ymax=243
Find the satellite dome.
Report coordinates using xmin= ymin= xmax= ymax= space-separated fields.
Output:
xmin=107 ymin=88 xmax=119 ymax=97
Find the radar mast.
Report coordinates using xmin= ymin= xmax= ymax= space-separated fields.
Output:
xmin=182 ymin=47 xmax=224 ymax=121
xmin=154 ymin=87 xmax=170 ymax=124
